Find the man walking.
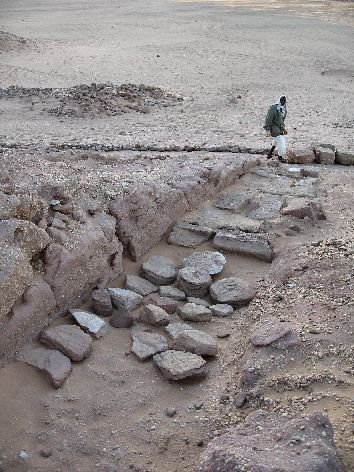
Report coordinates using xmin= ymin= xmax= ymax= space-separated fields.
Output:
xmin=264 ymin=96 xmax=288 ymax=162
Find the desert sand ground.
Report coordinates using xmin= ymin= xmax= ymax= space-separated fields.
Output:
xmin=0 ymin=1 xmax=353 ymax=471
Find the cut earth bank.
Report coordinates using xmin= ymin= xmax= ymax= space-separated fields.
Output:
xmin=0 ymin=146 xmax=353 ymax=472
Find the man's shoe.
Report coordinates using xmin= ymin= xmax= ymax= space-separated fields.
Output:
xmin=278 ymin=155 xmax=285 ymax=162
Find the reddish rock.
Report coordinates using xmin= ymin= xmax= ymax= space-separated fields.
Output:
xmin=146 ymin=295 xmax=178 ymax=314
xmin=40 ymin=325 xmax=92 ymax=361
xmin=91 ymin=288 xmax=113 ymax=317
xmin=287 ymin=148 xmax=316 ymax=164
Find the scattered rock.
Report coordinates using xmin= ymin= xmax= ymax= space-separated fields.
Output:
xmin=69 ymin=309 xmax=109 ymax=338
xmin=91 ymin=289 xmax=113 ymax=317
xmin=146 ymin=295 xmax=178 ymax=314
xmin=213 ymin=231 xmax=273 ymax=262
xmin=249 ymin=320 xmax=293 ymax=346
xmin=177 ymin=267 xmax=212 ymax=297
xmin=18 ymin=450 xmax=29 ymax=462
xmin=18 ymin=347 xmax=72 ymax=388
xmin=131 ymin=331 xmax=168 ymax=361
xmin=210 ymin=304 xmax=233 ymax=317
xmin=40 ymin=325 xmax=92 ymax=361
xmin=182 ymin=251 xmax=226 ymax=275
xmin=108 ymin=288 xmax=143 ymax=311
xmin=168 ymin=226 xmax=211 ymax=248
xmin=125 ymin=275 xmax=158 ymax=296
xmin=210 ymin=278 xmax=256 ymax=308
xmin=141 ymin=256 xmax=178 ymax=285
xmin=178 ymin=303 xmax=212 ymax=322
xmin=110 ymin=305 xmax=134 ymax=328
xmin=153 ymin=350 xmax=208 ymax=380
xmin=214 ymin=192 xmax=251 ymax=213
xmin=196 ymin=411 xmax=343 ymax=472
xmin=164 ymin=322 xmax=194 ymax=340
xmin=159 ymin=285 xmax=186 ymax=301
xmin=186 ymin=297 xmax=210 ymax=307
xmin=234 ymin=392 xmax=247 ymax=408
xmin=140 ymin=304 xmax=170 ymax=326
xmin=165 ymin=407 xmax=177 ymax=417
xmin=281 ymin=197 xmax=324 ymax=221
xmin=39 ymin=448 xmax=52 ymax=458
xmin=316 ymin=147 xmax=335 ymax=165
xmin=216 ymin=329 xmax=231 ymax=339
xmin=172 ymin=329 xmax=218 ymax=356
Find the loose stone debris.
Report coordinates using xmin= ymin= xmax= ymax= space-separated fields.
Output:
xmin=153 ymin=350 xmax=208 ymax=380
xmin=141 ymin=256 xmax=178 ymax=285
xmin=210 ymin=277 xmax=256 ymax=307
xmin=171 ymin=330 xmax=218 ymax=357
xmin=159 ymin=285 xmax=186 ymax=301
xmin=125 ymin=275 xmax=158 ymax=296
xmin=210 ymin=304 xmax=233 ymax=317
xmin=177 ymin=267 xmax=212 ymax=297
xmin=69 ymin=309 xmax=109 ymax=338
xmin=108 ymin=288 xmax=143 ymax=311
xmin=213 ymin=231 xmax=274 ymax=262
xmin=140 ymin=304 xmax=170 ymax=326
xmin=131 ymin=331 xmax=168 ymax=361
xmin=91 ymin=289 xmax=113 ymax=317
xmin=39 ymin=325 xmax=92 ymax=362
xmin=177 ymin=303 xmax=213 ymax=322
xmin=182 ymin=251 xmax=226 ymax=275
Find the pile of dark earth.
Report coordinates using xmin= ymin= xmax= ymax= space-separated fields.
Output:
xmin=0 ymin=83 xmax=183 ymax=118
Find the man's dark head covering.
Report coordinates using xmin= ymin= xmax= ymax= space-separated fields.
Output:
xmin=280 ymin=96 xmax=286 ymax=106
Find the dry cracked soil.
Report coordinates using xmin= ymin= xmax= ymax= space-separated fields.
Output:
xmin=0 ymin=1 xmax=353 ymax=471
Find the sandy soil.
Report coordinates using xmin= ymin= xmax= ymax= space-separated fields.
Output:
xmin=0 ymin=1 xmax=353 ymax=471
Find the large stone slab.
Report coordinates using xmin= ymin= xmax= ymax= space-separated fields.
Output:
xmin=168 ymin=227 xmax=211 ymax=248
xmin=108 ymin=288 xmax=143 ymax=310
xmin=214 ymin=192 xmax=251 ymax=213
xmin=213 ymin=231 xmax=273 ymax=262
xmin=125 ymin=275 xmax=158 ymax=296
xmin=178 ymin=303 xmax=212 ymax=322
xmin=196 ymin=411 xmax=343 ymax=472
xmin=141 ymin=256 xmax=178 ymax=285
xmin=140 ymin=304 xmax=170 ymax=326
xmin=18 ymin=347 xmax=72 ymax=388
xmin=287 ymin=148 xmax=316 ymax=164
xmin=153 ymin=350 xmax=208 ymax=380
xmin=177 ymin=267 xmax=212 ymax=297
xmin=171 ymin=329 xmax=218 ymax=357
xmin=69 ymin=309 xmax=109 ymax=338
xmin=210 ymin=277 xmax=256 ymax=308
xmin=182 ymin=251 xmax=226 ymax=275
xmin=40 ymin=325 xmax=92 ymax=361
xmin=131 ymin=332 xmax=169 ymax=361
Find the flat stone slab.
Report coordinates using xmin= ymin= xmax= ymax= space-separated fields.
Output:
xmin=131 ymin=332 xmax=169 ymax=361
xmin=213 ymin=231 xmax=273 ymax=262
xmin=108 ymin=288 xmax=143 ymax=311
xmin=164 ymin=322 xmax=194 ymax=340
xmin=146 ymin=295 xmax=178 ymax=314
xmin=40 ymin=325 xmax=92 ymax=361
xmin=287 ymin=148 xmax=316 ymax=164
xmin=18 ymin=347 xmax=72 ymax=388
xmin=168 ymin=227 xmax=211 ymax=248
xmin=178 ymin=303 xmax=212 ymax=322
xmin=174 ymin=221 xmax=215 ymax=238
xmin=196 ymin=411 xmax=343 ymax=472
xmin=140 ymin=304 xmax=170 ymax=326
xmin=182 ymin=251 xmax=226 ymax=275
xmin=248 ymin=194 xmax=285 ymax=220
xmin=210 ymin=277 xmax=256 ymax=308
xmin=214 ymin=192 xmax=251 ymax=213
xmin=153 ymin=350 xmax=208 ymax=380
xmin=177 ymin=267 xmax=212 ymax=297
xmin=91 ymin=289 xmax=113 ymax=317
xmin=141 ymin=256 xmax=178 ymax=285
xmin=172 ymin=329 xmax=218 ymax=357
xmin=159 ymin=285 xmax=186 ymax=301
xmin=281 ymin=197 xmax=318 ymax=220
xmin=69 ymin=309 xmax=109 ymax=338
xmin=126 ymin=275 xmax=158 ymax=296
xmin=210 ymin=304 xmax=234 ymax=317
xmin=250 ymin=321 xmax=292 ymax=346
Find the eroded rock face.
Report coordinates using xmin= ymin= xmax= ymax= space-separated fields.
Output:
xmin=153 ymin=350 xmax=208 ymax=380
xmin=18 ymin=347 xmax=72 ymax=388
xmin=196 ymin=411 xmax=343 ymax=472
xmin=141 ymin=256 xmax=178 ymax=285
xmin=40 ymin=325 xmax=92 ymax=361
xmin=182 ymin=251 xmax=226 ymax=275
xmin=210 ymin=277 xmax=256 ymax=308
xmin=213 ymin=231 xmax=273 ymax=262
xmin=131 ymin=331 xmax=168 ymax=361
